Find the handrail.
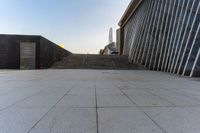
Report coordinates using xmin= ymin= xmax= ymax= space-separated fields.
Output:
xmin=48 ymin=57 xmax=57 ymax=67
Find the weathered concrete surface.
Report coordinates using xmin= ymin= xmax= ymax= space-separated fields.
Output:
xmin=0 ymin=70 xmax=200 ymax=133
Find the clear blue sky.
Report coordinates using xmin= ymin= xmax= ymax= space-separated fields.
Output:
xmin=0 ymin=0 xmax=130 ymax=54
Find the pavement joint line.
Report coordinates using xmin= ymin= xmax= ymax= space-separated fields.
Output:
xmin=52 ymin=106 xmax=96 ymax=108
xmin=0 ymin=75 xmax=46 ymax=82
xmin=0 ymin=92 xmax=39 ymax=112
xmin=5 ymin=106 xmax=200 ymax=109
xmin=94 ymin=71 xmax=99 ymax=133
xmin=98 ymin=106 xmax=200 ymax=108
xmin=27 ymin=81 xmax=79 ymax=133
xmin=114 ymin=83 xmax=168 ymax=133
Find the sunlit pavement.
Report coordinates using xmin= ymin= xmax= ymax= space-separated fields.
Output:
xmin=0 ymin=70 xmax=200 ymax=133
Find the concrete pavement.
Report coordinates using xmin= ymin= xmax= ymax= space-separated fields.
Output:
xmin=0 ymin=70 xmax=200 ymax=133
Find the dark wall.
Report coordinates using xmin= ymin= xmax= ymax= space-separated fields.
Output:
xmin=0 ymin=35 xmax=40 ymax=69
xmin=120 ymin=28 xmax=124 ymax=55
xmin=39 ymin=37 xmax=71 ymax=68
xmin=0 ymin=35 xmax=19 ymax=69
xmin=0 ymin=34 xmax=71 ymax=69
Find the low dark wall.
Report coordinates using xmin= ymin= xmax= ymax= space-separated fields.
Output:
xmin=0 ymin=34 xmax=71 ymax=69
xmin=39 ymin=37 xmax=71 ymax=68
xmin=0 ymin=35 xmax=40 ymax=69
xmin=0 ymin=35 xmax=19 ymax=69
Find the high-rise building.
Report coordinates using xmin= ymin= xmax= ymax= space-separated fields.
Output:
xmin=118 ymin=0 xmax=200 ymax=77
xmin=109 ymin=28 xmax=113 ymax=44
xmin=101 ymin=28 xmax=118 ymax=55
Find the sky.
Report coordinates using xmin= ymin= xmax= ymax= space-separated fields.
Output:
xmin=0 ymin=0 xmax=130 ymax=54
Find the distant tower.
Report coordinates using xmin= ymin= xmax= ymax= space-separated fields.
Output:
xmin=109 ymin=28 xmax=113 ymax=44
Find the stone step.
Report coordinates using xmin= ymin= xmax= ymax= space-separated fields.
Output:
xmin=50 ymin=54 xmax=144 ymax=70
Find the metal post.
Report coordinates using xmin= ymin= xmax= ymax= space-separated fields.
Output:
xmin=149 ymin=0 xmax=164 ymax=69
xmin=162 ymin=0 xmax=177 ymax=71
xmin=190 ymin=47 xmax=200 ymax=77
xmin=166 ymin=0 xmax=181 ymax=72
xmin=153 ymin=0 xmax=168 ymax=70
xmin=145 ymin=0 xmax=160 ymax=67
xmin=141 ymin=1 xmax=158 ymax=65
xmin=157 ymin=0 xmax=172 ymax=70
xmin=169 ymin=0 xmax=186 ymax=73
xmin=173 ymin=0 xmax=196 ymax=74
xmin=183 ymin=22 xmax=200 ymax=75
xmin=177 ymin=1 xmax=200 ymax=75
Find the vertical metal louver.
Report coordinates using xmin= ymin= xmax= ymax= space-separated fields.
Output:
xmin=122 ymin=0 xmax=200 ymax=77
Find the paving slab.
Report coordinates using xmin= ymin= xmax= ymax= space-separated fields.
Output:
xmin=29 ymin=108 xmax=96 ymax=133
xmin=75 ymin=81 xmax=95 ymax=89
xmin=14 ymin=94 xmax=64 ymax=108
xmin=155 ymin=94 xmax=200 ymax=106
xmin=97 ymin=95 xmax=136 ymax=107
xmin=56 ymin=95 xmax=96 ymax=108
xmin=0 ymin=107 xmax=49 ymax=133
xmin=68 ymin=88 xmax=95 ymax=95
xmin=98 ymin=108 xmax=164 ymax=133
xmin=127 ymin=94 xmax=173 ymax=107
xmin=96 ymin=88 xmax=123 ymax=96
xmin=122 ymin=88 xmax=150 ymax=95
xmin=0 ymin=93 xmax=37 ymax=110
xmin=96 ymin=81 xmax=117 ymax=89
xmin=142 ymin=107 xmax=200 ymax=133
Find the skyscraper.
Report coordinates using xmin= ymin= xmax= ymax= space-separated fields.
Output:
xmin=109 ymin=28 xmax=113 ymax=44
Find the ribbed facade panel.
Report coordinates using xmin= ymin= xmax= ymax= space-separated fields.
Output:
xmin=122 ymin=0 xmax=200 ymax=77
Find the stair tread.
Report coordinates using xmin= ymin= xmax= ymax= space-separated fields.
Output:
xmin=50 ymin=54 xmax=144 ymax=70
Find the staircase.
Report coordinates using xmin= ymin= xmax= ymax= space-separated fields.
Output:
xmin=50 ymin=54 xmax=144 ymax=70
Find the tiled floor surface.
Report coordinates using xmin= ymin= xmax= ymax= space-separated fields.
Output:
xmin=0 ymin=70 xmax=200 ymax=133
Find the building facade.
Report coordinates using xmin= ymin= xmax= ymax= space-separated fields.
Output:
xmin=0 ymin=35 xmax=71 ymax=69
xmin=118 ymin=0 xmax=200 ymax=77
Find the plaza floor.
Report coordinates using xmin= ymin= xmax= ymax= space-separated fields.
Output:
xmin=0 ymin=69 xmax=200 ymax=133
